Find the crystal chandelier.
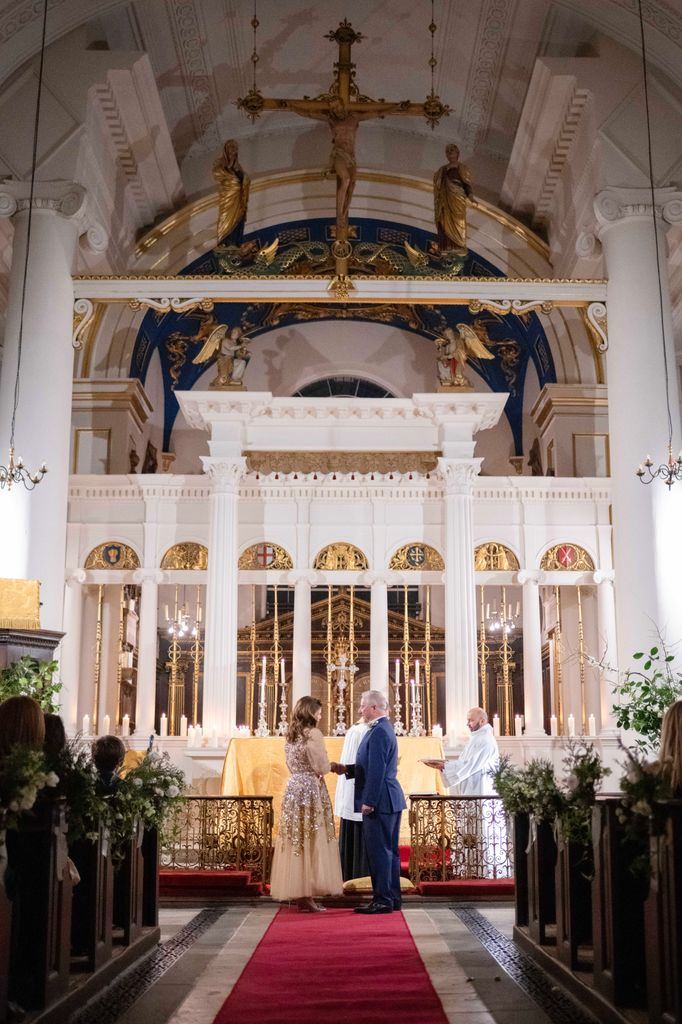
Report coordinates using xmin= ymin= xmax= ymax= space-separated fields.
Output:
xmin=633 ymin=0 xmax=681 ymax=489
xmin=166 ymin=587 xmax=198 ymax=639
xmin=485 ymin=597 xmax=520 ymax=636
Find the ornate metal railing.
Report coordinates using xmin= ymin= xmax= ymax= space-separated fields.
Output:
xmin=409 ymin=795 xmax=513 ymax=883
xmin=160 ymin=796 xmax=274 ymax=882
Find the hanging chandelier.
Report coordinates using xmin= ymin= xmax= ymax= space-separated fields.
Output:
xmin=0 ymin=0 xmax=48 ymax=492
xmin=633 ymin=0 xmax=681 ymax=489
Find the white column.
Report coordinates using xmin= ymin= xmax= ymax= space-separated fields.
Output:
xmin=593 ymin=570 xmax=619 ymax=733
xmin=517 ymin=571 xmax=545 ymax=735
xmin=133 ymin=569 xmax=164 ymax=739
xmin=0 ymin=183 xmax=98 ymax=631
xmin=289 ymin=570 xmax=317 ymax=705
xmin=60 ymin=569 xmax=87 ymax=734
xmin=439 ymin=458 xmax=481 ymax=743
xmin=594 ymin=188 xmax=682 ymax=661
xmin=368 ymin=573 xmax=389 ymax=692
xmin=202 ymin=457 xmax=245 ymax=737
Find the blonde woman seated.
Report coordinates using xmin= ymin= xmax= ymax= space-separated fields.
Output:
xmin=660 ymin=700 xmax=682 ymax=796
xmin=270 ymin=696 xmax=344 ymax=912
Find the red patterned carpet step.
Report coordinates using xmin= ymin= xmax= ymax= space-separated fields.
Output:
xmin=159 ymin=870 xmax=262 ymax=897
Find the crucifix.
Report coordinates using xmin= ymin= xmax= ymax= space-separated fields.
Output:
xmin=327 ymin=649 xmax=358 ymax=736
xmin=238 ymin=19 xmax=449 ymax=291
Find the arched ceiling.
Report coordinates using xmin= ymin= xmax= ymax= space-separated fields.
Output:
xmin=2 ymin=0 xmax=682 ymax=204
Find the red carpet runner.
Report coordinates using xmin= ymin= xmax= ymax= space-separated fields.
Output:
xmin=213 ymin=908 xmax=449 ymax=1024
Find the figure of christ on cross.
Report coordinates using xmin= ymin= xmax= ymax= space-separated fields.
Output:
xmin=238 ymin=20 xmax=449 ymax=282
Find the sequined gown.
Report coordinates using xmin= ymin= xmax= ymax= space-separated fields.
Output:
xmin=269 ymin=727 xmax=344 ymax=900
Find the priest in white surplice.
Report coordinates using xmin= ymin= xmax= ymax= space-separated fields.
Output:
xmin=444 ymin=707 xmax=499 ymax=795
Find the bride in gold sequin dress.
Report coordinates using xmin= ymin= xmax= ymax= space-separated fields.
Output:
xmin=270 ymin=696 xmax=344 ymax=912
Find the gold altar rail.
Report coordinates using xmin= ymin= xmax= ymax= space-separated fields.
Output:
xmin=409 ymin=795 xmax=513 ymax=883
xmin=161 ymin=796 xmax=274 ymax=882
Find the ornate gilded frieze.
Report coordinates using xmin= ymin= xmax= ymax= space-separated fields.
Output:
xmin=313 ymin=543 xmax=368 ymax=571
xmin=540 ymin=543 xmax=594 ymax=571
xmin=238 ymin=542 xmax=294 ymax=571
xmin=245 ymin=451 xmax=439 ymax=476
xmin=84 ymin=542 xmax=140 ymax=570
xmin=160 ymin=542 xmax=208 ymax=571
xmin=474 ymin=543 xmax=520 ymax=571
xmin=389 ymin=543 xmax=444 ymax=571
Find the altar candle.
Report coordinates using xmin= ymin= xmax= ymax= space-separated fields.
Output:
xmin=260 ymin=670 xmax=266 ymax=705
xmin=211 ymin=728 xmax=218 ymax=748
xmin=187 ymin=725 xmax=195 ymax=748
xmin=588 ymin=714 xmax=597 ymax=737
xmin=280 ymin=657 xmax=285 ymax=685
xmin=514 ymin=714 xmax=522 ymax=737
xmin=567 ymin=713 xmax=576 ymax=738
xmin=121 ymin=713 xmax=130 ymax=737
xmin=160 ymin=713 xmax=168 ymax=737
xmin=102 ymin=714 xmax=110 ymax=735
xmin=395 ymin=659 xmax=400 ymax=686
xmin=262 ymin=655 xmax=267 ymax=676
xmin=492 ymin=714 xmax=501 ymax=737
xmin=410 ymin=678 xmax=416 ymax=707
xmin=196 ymin=724 xmax=203 ymax=745
xmin=432 ymin=724 xmax=443 ymax=738
xmin=164 ymin=605 xmax=169 ymax=621
xmin=550 ymin=714 xmax=558 ymax=736
xmin=180 ymin=714 xmax=188 ymax=738
xmin=82 ymin=714 xmax=90 ymax=736
xmin=415 ymin=660 xmax=420 ymax=689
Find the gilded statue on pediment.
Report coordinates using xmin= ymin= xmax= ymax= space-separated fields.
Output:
xmin=435 ymin=322 xmax=494 ymax=390
xmin=213 ymin=139 xmax=250 ymax=244
xmin=433 ymin=143 xmax=473 ymax=255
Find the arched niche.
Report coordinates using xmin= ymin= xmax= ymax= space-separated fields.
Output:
xmin=84 ymin=542 xmax=140 ymax=570
xmin=474 ymin=542 xmax=520 ymax=571
xmin=389 ymin=543 xmax=444 ymax=571
xmin=313 ymin=543 xmax=368 ymax=571
xmin=238 ymin=542 xmax=294 ymax=570
xmin=539 ymin=543 xmax=595 ymax=571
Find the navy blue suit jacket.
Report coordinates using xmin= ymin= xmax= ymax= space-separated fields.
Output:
xmin=347 ymin=717 xmax=407 ymax=814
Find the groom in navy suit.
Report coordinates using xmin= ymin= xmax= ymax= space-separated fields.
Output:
xmin=334 ymin=690 xmax=407 ymax=914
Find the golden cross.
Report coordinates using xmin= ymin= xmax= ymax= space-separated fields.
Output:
xmin=238 ymin=20 xmax=449 ymax=291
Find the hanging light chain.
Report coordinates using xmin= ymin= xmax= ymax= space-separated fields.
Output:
xmin=422 ymin=0 xmax=450 ymax=130
xmin=251 ymin=0 xmax=259 ymax=93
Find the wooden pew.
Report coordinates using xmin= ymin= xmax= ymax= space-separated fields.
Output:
xmin=512 ymin=813 xmax=529 ymax=928
xmin=645 ymin=800 xmax=682 ymax=1024
xmin=113 ymin=822 xmax=145 ymax=947
xmin=555 ymin=834 xmax=593 ymax=970
xmin=70 ymin=822 xmax=114 ymax=972
xmin=526 ymin=816 xmax=557 ymax=945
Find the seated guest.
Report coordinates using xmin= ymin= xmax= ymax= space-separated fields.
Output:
xmin=43 ymin=712 xmax=67 ymax=769
xmin=91 ymin=735 xmax=125 ymax=791
xmin=0 ymin=694 xmax=45 ymax=755
xmin=659 ymin=700 xmax=682 ymax=796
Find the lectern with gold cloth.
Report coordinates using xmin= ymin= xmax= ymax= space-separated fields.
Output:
xmin=220 ymin=736 xmax=445 ymax=844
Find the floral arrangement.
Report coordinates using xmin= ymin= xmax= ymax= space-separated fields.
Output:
xmin=109 ymin=752 xmax=186 ymax=861
xmin=616 ymin=744 xmax=671 ymax=879
xmin=0 ymin=657 xmax=62 ymax=713
xmin=0 ymin=747 xmax=59 ymax=830
xmin=492 ymin=743 xmax=609 ymax=848
xmin=52 ymin=738 xmax=111 ymax=845
xmin=558 ymin=741 xmax=610 ymax=846
xmin=611 ymin=643 xmax=682 ymax=754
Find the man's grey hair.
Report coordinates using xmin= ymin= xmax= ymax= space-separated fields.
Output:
xmin=362 ymin=689 xmax=388 ymax=710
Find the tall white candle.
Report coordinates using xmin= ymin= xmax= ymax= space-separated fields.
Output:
xmin=102 ymin=713 xmax=110 ymax=735
xmin=121 ymin=713 xmax=130 ymax=737
xmin=550 ymin=714 xmax=558 ymax=736
xmin=395 ymin=658 xmax=400 ymax=686
xmin=262 ymin=655 xmax=267 ymax=676
xmin=211 ymin=728 xmax=218 ymax=748
xmin=567 ymin=713 xmax=576 ymax=738
xmin=415 ymin=660 xmax=420 ymax=689
xmin=410 ymin=678 xmax=416 ymax=707
xmin=196 ymin=724 xmax=203 ymax=745
xmin=187 ymin=725 xmax=195 ymax=748
xmin=164 ymin=605 xmax=169 ymax=621
xmin=588 ymin=714 xmax=597 ymax=737
xmin=514 ymin=714 xmax=522 ymax=736
xmin=492 ymin=714 xmax=501 ymax=737
xmin=160 ymin=713 xmax=168 ymax=737
xmin=260 ymin=670 xmax=266 ymax=704
xmin=82 ymin=714 xmax=90 ymax=736
xmin=180 ymin=714 xmax=188 ymax=737
xmin=431 ymin=724 xmax=443 ymax=738
xmin=280 ymin=657 xmax=285 ymax=685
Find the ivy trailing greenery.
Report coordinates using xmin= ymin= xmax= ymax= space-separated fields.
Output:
xmin=108 ymin=752 xmax=186 ymax=862
xmin=616 ymin=743 xmax=672 ymax=880
xmin=0 ymin=748 xmax=59 ymax=830
xmin=0 ymin=657 xmax=62 ymax=713
xmin=611 ymin=643 xmax=682 ymax=754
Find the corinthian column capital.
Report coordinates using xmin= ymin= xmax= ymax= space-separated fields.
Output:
xmin=202 ymin=456 xmax=247 ymax=493
xmin=437 ymin=457 xmax=481 ymax=495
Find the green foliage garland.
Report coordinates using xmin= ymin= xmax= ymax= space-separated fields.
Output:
xmin=612 ymin=643 xmax=682 ymax=754
xmin=0 ymin=657 xmax=62 ymax=712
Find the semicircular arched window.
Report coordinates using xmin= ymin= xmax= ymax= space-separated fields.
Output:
xmin=474 ymin=543 xmax=520 ymax=571
xmin=540 ymin=543 xmax=595 ymax=571
xmin=294 ymin=377 xmax=394 ymax=398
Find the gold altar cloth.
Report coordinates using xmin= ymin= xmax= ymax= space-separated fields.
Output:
xmin=220 ymin=735 xmax=446 ymax=844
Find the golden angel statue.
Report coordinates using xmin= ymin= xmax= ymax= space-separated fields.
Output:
xmin=433 ymin=143 xmax=473 ymax=255
xmin=213 ymin=139 xmax=250 ymax=244
xmin=192 ymin=320 xmax=250 ymax=390
xmin=435 ymin=322 xmax=494 ymax=390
